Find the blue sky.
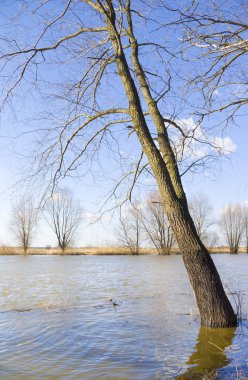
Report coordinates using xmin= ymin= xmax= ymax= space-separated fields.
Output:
xmin=0 ymin=0 xmax=247 ymax=247
xmin=0 ymin=118 xmax=246 ymax=247
xmin=182 ymin=123 xmax=245 ymax=201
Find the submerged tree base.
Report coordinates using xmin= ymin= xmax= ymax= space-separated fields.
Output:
xmin=183 ymin=250 xmax=237 ymax=328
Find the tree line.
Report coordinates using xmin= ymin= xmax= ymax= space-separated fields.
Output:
xmin=118 ymin=193 xmax=248 ymax=255
xmin=10 ymin=188 xmax=248 ymax=256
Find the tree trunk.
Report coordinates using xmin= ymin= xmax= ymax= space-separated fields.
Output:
xmin=105 ymin=6 xmax=236 ymax=327
xmin=161 ymin=246 xmax=171 ymax=255
xmin=165 ymin=198 xmax=236 ymax=327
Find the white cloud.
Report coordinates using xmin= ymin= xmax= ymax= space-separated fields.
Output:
xmin=179 ymin=117 xmax=196 ymax=131
xmin=165 ymin=116 xmax=237 ymax=158
xmin=178 ymin=117 xmax=203 ymax=139
xmin=213 ymin=136 xmax=237 ymax=154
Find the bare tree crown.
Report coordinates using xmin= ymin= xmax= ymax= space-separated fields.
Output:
xmin=10 ymin=196 xmax=39 ymax=253
xmin=45 ymin=188 xmax=82 ymax=251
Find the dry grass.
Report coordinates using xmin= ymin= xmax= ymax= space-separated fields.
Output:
xmin=209 ymin=246 xmax=247 ymax=254
xmin=0 ymin=246 xmax=177 ymax=255
xmin=0 ymin=245 xmax=15 ymax=255
xmin=0 ymin=245 xmax=246 ymax=256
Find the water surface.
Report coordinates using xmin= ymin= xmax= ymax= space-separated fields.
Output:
xmin=0 ymin=254 xmax=248 ymax=379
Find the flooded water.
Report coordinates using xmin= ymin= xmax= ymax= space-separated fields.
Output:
xmin=0 ymin=254 xmax=248 ymax=379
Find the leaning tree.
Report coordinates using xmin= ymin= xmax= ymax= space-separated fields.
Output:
xmin=0 ymin=1 xmax=237 ymax=326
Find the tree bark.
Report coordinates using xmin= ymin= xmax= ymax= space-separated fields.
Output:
xmin=166 ymin=198 xmax=236 ymax=327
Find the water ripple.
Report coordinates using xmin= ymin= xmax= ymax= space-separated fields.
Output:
xmin=0 ymin=255 xmax=247 ymax=379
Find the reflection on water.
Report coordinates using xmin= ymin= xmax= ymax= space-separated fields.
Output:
xmin=176 ymin=326 xmax=236 ymax=379
xmin=0 ymin=255 xmax=247 ymax=379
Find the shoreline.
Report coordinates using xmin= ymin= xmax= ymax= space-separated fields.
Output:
xmin=0 ymin=246 xmax=247 ymax=256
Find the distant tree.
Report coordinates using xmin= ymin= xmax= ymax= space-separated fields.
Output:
xmin=243 ymin=205 xmax=248 ymax=253
xmin=207 ymin=231 xmax=220 ymax=249
xmin=45 ymin=189 xmax=82 ymax=252
xmin=220 ymin=204 xmax=245 ymax=254
xmin=142 ymin=191 xmax=175 ymax=255
xmin=188 ymin=193 xmax=214 ymax=247
xmin=118 ymin=204 xmax=143 ymax=255
xmin=10 ymin=196 xmax=39 ymax=254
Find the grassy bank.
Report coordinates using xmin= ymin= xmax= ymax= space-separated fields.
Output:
xmin=0 ymin=246 xmax=158 ymax=256
xmin=0 ymin=246 xmax=247 ymax=255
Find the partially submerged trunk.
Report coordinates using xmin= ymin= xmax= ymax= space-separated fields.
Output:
xmin=104 ymin=3 xmax=236 ymax=327
xmin=165 ymin=198 xmax=236 ymax=327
